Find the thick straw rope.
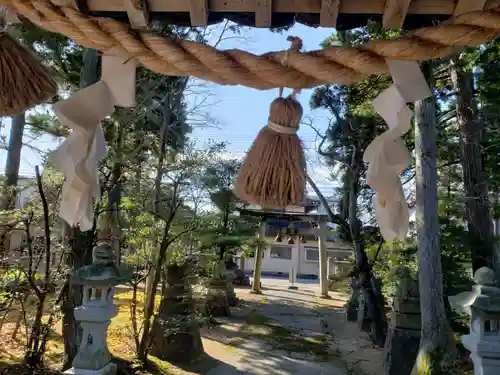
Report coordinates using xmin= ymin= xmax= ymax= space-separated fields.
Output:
xmin=2 ymin=0 xmax=500 ymax=89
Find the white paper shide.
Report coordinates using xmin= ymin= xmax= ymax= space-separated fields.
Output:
xmin=53 ymin=52 xmax=136 ymax=231
xmin=363 ymin=60 xmax=432 ymax=241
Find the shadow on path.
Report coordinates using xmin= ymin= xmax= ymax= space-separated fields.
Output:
xmin=203 ymin=285 xmax=349 ymax=375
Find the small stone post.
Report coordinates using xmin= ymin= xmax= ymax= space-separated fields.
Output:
xmin=383 ymin=269 xmax=421 ymax=375
xmin=345 ymin=276 xmax=360 ymax=322
xmin=251 ymin=220 xmax=265 ymax=294
xmin=318 ymin=219 xmax=330 ymax=299
xmin=449 ymin=267 xmax=500 ymax=375
xmin=357 ymin=292 xmax=372 ymax=332
xmin=66 ymin=243 xmax=130 ymax=375
xmin=326 ymin=257 xmax=332 ymax=278
xmin=224 ymin=266 xmax=238 ymax=306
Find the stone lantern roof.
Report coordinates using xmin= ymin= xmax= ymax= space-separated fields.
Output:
xmin=449 ymin=267 xmax=500 ymax=317
xmin=71 ymin=242 xmax=132 ymax=286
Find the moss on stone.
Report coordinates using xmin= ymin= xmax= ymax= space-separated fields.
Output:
xmin=412 ymin=347 xmax=455 ymax=375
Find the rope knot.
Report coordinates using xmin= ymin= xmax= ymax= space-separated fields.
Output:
xmin=286 ymin=36 xmax=303 ymax=52
xmin=280 ymin=36 xmax=303 ymax=98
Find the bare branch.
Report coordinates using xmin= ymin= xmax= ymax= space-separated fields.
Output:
xmin=35 ymin=166 xmax=51 ymax=293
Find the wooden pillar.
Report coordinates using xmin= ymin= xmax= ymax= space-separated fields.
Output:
xmin=318 ymin=219 xmax=330 ymax=298
xmin=251 ymin=220 xmax=266 ymax=294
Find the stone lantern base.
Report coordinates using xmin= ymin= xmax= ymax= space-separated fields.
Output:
xmin=64 ymin=362 xmax=117 ymax=375
xmin=150 ymin=263 xmax=204 ymax=364
xmin=383 ymin=298 xmax=421 ymax=375
xmin=149 ymin=315 xmax=204 ymax=364
xmin=205 ymin=277 xmax=231 ymax=317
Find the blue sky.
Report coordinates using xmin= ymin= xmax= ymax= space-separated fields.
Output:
xmin=0 ymin=23 xmax=338 ymax=197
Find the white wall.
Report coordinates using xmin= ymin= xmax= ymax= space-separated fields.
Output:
xmin=243 ymin=246 xmax=297 ymax=275
xmin=242 ymin=241 xmax=352 ymax=277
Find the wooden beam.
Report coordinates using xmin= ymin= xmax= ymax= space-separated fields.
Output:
xmin=383 ymin=0 xmax=412 ymax=28
xmin=255 ymin=0 xmax=272 ymax=28
xmin=454 ymin=0 xmax=487 ymax=16
xmin=123 ymin=0 xmax=149 ymax=29
xmin=320 ymin=0 xmax=340 ymax=27
xmin=85 ymin=0 xmax=461 ymax=15
xmin=189 ymin=0 xmax=208 ymax=26
xmin=84 ymin=0 xmax=499 ymax=16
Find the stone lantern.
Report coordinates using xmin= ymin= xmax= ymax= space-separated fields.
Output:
xmin=383 ymin=268 xmax=421 ymax=375
xmin=205 ymin=260 xmax=230 ymax=317
xmin=65 ymin=243 xmax=131 ymax=375
xmin=449 ymin=267 xmax=500 ymax=375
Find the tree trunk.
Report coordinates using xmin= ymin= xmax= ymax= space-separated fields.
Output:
xmin=107 ymin=123 xmax=123 ymax=264
xmin=219 ymin=208 xmax=229 ymax=260
xmin=62 ymin=48 xmax=100 ymax=370
xmin=412 ymin=62 xmax=456 ymax=375
xmin=139 ymin=81 xmax=186 ymax=360
xmin=144 ymin=94 xmax=171 ymax=316
xmin=0 ymin=112 xmax=26 ymax=258
xmin=1 ymin=112 xmax=26 ymax=209
xmin=62 ymin=228 xmax=94 ymax=370
xmin=348 ymin=147 xmax=387 ymax=347
xmin=138 ymin=224 xmax=174 ymax=361
xmin=450 ymin=56 xmax=496 ymax=274
xmin=494 ymin=192 xmax=500 ymax=237
xmin=79 ymin=48 xmax=101 ymax=89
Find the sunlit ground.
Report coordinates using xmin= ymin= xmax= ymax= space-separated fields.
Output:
xmin=0 ymin=288 xmax=215 ymax=374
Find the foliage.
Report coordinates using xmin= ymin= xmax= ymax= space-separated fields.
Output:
xmin=195 ymin=157 xmax=255 ymax=261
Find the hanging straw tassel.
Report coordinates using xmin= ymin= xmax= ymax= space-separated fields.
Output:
xmin=0 ymin=8 xmax=57 ymax=116
xmin=234 ymin=94 xmax=306 ymax=208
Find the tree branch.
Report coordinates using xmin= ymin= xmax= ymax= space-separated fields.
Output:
xmin=35 ymin=166 xmax=51 ymax=293
xmin=306 ymin=174 xmax=350 ymax=234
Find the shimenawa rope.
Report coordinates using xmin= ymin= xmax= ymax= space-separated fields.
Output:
xmin=1 ymin=0 xmax=499 ymax=90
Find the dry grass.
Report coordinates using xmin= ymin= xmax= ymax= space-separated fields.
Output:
xmin=0 ymin=288 xmax=217 ymax=375
xmin=0 ymin=33 xmax=57 ymax=116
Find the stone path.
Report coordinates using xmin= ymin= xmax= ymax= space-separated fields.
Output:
xmin=203 ymin=281 xmax=383 ymax=375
